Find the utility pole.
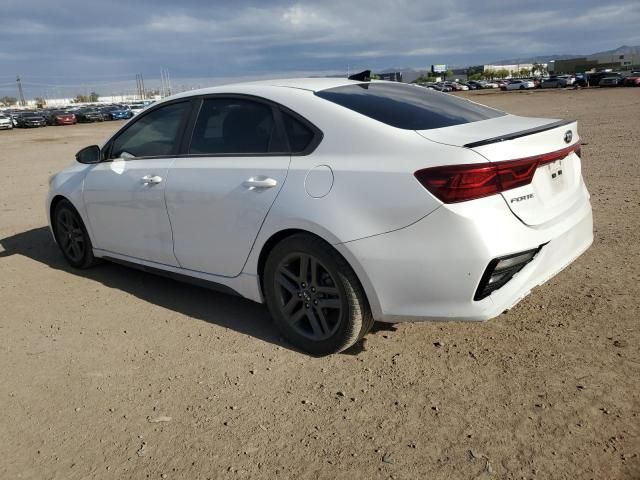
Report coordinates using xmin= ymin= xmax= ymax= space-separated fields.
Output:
xmin=135 ymin=73 xmax=146 ymax=100
xmin=16 ymin=75 xmax=26 ymax=106
xmin=160 ymin=68 xmax=172 ymax=98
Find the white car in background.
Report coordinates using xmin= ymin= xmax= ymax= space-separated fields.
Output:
xmin=505 ymin=79 xmax=536 ymax=90
xmin=47 ymin=75 xmax=593 ymax=354
xmin=0 ymin=114 xmax=13 ymax=130
xmin=127 ymin=103 xmax=146 ymax=116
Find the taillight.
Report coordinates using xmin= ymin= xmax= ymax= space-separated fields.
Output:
xmin=414 ymin=143 xmax=580 ymax=203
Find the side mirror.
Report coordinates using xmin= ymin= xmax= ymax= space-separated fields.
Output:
xmin=76 ymin=145 xmax=101 ymax=164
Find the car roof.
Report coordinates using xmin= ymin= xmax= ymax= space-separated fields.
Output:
xmin=171 ymin=77 xmax=367 ymax=100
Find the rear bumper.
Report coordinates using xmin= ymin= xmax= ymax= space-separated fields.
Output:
xmin=337 ymin=185 xmax=593 ymax=322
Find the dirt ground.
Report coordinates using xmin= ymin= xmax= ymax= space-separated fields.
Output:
xmin=0 ymin=87 xmax=638 ymax=480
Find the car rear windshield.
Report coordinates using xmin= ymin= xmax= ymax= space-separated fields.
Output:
xmin=314 ymin=82 xmax=505 ymax=130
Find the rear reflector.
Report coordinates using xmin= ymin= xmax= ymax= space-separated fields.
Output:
xmin=414 ymin=143 xmax=580 ymax=203
xmin=474 ymin=246 xmax=543 ymax=300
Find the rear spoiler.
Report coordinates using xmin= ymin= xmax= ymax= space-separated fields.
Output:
xmin=464 ymin=119 xmax=574 ymax=148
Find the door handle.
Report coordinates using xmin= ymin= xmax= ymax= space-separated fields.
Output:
xmin=242 ymin=177 xmax=277 ymax=189
xmin=142 ymin=175 xmax=163 ymax=185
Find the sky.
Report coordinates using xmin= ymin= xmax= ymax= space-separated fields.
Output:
xmin=1 ymin=0 xmax=639 ymax=98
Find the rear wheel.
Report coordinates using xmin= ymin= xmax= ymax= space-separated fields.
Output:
xmin=263 ymin=234 xmax=374 ymax=355
xmin=52 ymin=199 xmax=98 ymax=269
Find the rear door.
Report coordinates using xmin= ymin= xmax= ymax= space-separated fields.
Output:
xmin=164 ymin=96 xmax=293 ymax=277
xmin=417 ymin=116 xmax=583 ymax=226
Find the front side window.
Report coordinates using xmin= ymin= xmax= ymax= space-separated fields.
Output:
xmin=110 ymin=101 xmax=189 ymax=159
xmin=190 ymin=98 xmax=279 ymax=155
xmin=315 ymin=82 xmax=505 ymax=130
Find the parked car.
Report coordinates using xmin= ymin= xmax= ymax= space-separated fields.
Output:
xmin=424 ymin=82 xmax=452 ymax=92
xmin=100 ymin=105 xmax=134 ymax=120
xmin=75 ymin=108 xmax=106 ymax=123
xmin=447 ymin=82 xmax=469 ymax=91
xmin=466 ymin=80 xmax=485 ymax=89
xmin=434 ymin=82 xmax=453 ymax=92
xmin=541 ymin=77 xmax=569 ymax=88
xmin=622 ymin=72 xmax=640 ymax=87
xmin=12 ymin=111 xmax=47 ymax=128
xmin=574 ymin=73 xmax=588 ymax=87
xmin=47 ymin=78 xmax=593 ymax=355
xmin=530 ymin=78 xmax=543 ymax=88
xmin=505 ymin=79 xmax=535 ymax=90
xmin=127 ymin=103 xmax=146 ymax=116
xmin=585 ymin=71 xmax=615 ymax=87
xmin=556 ymin=75 xmax=575 ymax=86
xmin=599 ymin=74 xmax=624 ymax=87
xmin=44 ymin=110 xmax=77 ymax=126
xmin=0 ymin=114 xmax=13 ymax=130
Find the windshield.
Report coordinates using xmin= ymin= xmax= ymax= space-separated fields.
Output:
xmin=315 ymin=82 xmax=505 ymax=130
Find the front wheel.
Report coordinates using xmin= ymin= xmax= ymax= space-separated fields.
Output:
xmin=52 ymin=199 xmax=98 ymax=269
xmin=263 ymin=234 xmax=374 ymax=355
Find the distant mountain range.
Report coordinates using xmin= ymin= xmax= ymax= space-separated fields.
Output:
xmin=379 ymin=45 xmax=639 ymax=82
xmin=488 ymin=45 xmax=640 ymax=65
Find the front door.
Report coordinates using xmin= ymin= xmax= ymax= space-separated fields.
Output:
xmin=83 ymin=101 xmax=191 ymax=265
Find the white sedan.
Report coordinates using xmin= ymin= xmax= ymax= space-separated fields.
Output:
xmin=505 ymin=79 xmax=536 ymax=90
xmin=47 ymin=75 xmax=593 ymax=354
xmin=0 ymin=113 xmax=14 ymax=130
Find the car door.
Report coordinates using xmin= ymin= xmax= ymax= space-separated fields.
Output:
xmin=83 ymin=100 xmax=192 ymax=266
xmin=164 ymin=96 xmax=295 ymax=277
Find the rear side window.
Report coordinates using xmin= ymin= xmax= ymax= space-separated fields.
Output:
xmin=315 ymin=83 xmax=505 ymax=130
xmin=110 ymin=102 xmax=189 ymax=158
xmin=281 ymin=111 xmax=315 ymax=153
xmin=190 ymin=98 xmax=278 ymax=154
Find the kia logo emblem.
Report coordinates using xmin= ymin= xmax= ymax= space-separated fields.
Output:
xmin=564 ymin=130 xmax=572 ymax=144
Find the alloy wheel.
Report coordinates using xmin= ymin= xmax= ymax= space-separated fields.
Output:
xmin=56 ymin=209 xmax=86 ymax=263
xmin=274 ymin=253 xmax=343 ymax=341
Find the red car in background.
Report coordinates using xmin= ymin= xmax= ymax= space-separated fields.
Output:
xmin=45 ymin=110 xmax=77 ymax=126
xmin=623 ymin=72 xmax=640 ymax=87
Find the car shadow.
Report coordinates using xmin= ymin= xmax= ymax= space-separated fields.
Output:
xmin=0 ymin=226 xmax=293 ymax=349
xmin=1 ymin=227 xmax=396 ymax=356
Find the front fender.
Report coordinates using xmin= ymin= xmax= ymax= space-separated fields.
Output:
xmin=46 ymin=164 xmax=93 ymax=242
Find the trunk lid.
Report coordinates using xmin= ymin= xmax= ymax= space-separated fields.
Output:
xmin=417 ymin=115 xmax=582 ymax=226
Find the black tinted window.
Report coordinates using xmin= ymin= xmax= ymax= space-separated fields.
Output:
xmin=281 ymin=111 xmax=315 ymax=153
xmin=190 ymin=98 xmax=276 ymax=154
xmin=111 ymin=102 xmax=189 ymax=158
xmin=315 ymin=83 xmax=505 ymax=130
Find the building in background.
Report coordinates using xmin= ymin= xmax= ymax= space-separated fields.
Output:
xmin=377 ymin=72 xmax=403 ymax=82
xmin=549 ymin=52 xmax=640 ymax=74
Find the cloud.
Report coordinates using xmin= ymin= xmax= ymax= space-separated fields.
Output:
xmin=0 ymin=0 xmax=638 ymax=97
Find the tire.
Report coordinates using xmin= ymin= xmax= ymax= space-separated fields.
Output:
xmin=520 ymin=85 xmax=525 ymax=90
xmin=52 ymin=199 xmax=98 ymax=269
xmin=263 ymin=234 xmax=374 ymax=355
